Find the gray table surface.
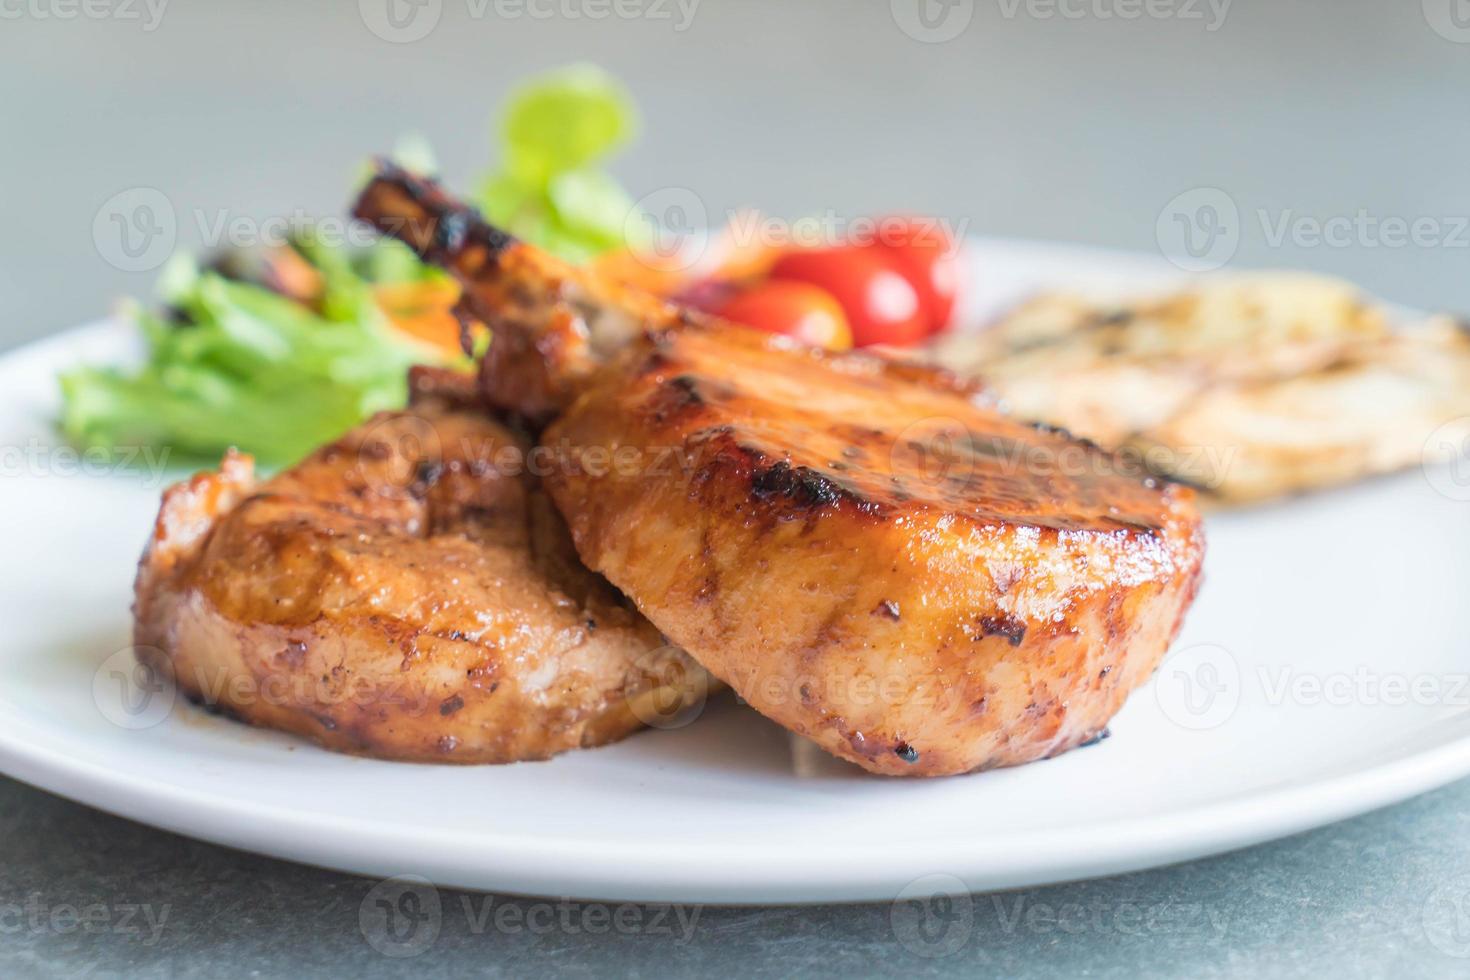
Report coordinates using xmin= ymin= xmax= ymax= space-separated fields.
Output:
xmin=4 ymin=1 xmax=1470 ymax=976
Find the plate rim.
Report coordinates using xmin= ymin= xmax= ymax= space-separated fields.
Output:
xmin=5 ymin=700 xmax=1470 ymax=903
xmin=4 ymin=244 xmax=1468 ymax=903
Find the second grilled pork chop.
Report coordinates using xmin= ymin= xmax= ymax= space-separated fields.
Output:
xmin=134 ymin=383 xmax=708 ymax=763
xmin=355 ymin=165 xmax=1206 ymax=776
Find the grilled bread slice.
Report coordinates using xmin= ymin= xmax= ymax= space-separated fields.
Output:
xmin=934 ymin=274 xmax=1470 ymax=503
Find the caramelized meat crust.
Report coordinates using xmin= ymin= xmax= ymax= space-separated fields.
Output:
xmin=544 ymin=325 xmax=1205 ymax=775
xmin=133 ymin=402 xmax=707 ymax=763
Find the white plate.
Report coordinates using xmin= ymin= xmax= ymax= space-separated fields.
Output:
xmin=3 ymin=240 xmax=1469 ymax=904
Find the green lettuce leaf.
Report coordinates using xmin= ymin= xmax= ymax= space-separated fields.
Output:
xmin=477 ymin=64 xmax=646 ymax=262
xmin=60 ymin=254 xmax=432 ymax=465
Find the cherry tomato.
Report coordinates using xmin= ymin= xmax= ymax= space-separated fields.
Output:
xmin=768 ymin=246 xmax=927 ymax=347
xmin=871 ymin=217 xmax=961 ymax=335
xmin=716 ymin=280 xmax=853 ymax=350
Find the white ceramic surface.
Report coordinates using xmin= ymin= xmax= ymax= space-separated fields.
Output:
xmin=2 ymin=241 xmax=1468 ymax=904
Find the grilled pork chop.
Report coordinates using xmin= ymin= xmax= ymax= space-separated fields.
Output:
xmin=354 ymin=165 xmax=1206 ymax=776
xmin=134 ymin=385 xmax=707 ymax=763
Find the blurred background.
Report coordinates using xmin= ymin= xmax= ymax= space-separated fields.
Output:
xmin=3 ymin=0 xmax=1468 ymax=351
xmin=5 ymin=4 xmax=1470 ymax=976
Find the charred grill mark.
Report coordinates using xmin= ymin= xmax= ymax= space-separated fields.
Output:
xmin=411 ymin=460 xmax=444 ymax=498
xmin=751 ymin=460 xmax=843 ymax=510
xmin=356 ymin=161 xmax=515 ymax=268
xmin=649 ymin=374 xmax=747 ymax=426
xmin=873 ymin=599 xmax=901 ymax=621
xmin=668 ymin=375 xmax=703 ymax=406
xmin=977 ymin=615 xmax=1028 ymax=647
xmin=1026 ymin=419 xmax=1105 ymax=455
xmin=439 ymin=694 xmax=465 ymax=717
xmin=649 ymin=374 xmax=714 ymax=424
xmin=433 ymin=209 xmax=471 ymax=258
xmin=894 ymin=742 xmax=919 ymax=764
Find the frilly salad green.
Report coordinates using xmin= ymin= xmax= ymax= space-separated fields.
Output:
xmin=60 ymin=64 xmax=646 ymax=465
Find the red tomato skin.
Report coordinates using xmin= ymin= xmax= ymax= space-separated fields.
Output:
xmin=715 ymin=280 xmax=853 ymax=350
xmin=768 ymin=247 xmax=928 ymax=348
xmin=873 ymin=218 xmax=961 ymax=335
